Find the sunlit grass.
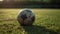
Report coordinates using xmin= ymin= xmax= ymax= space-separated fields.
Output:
xmin=0 ymin=9 xmax=60 ymax=34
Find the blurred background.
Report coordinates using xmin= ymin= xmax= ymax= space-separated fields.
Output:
xmin=0 ymin=0 xmax=60 ymax=8
xmin=0 ymin=0 xmax=60 ymax=34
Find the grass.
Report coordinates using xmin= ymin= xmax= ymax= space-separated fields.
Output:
xmin=0 ymin=8 xmax=60 ymax=34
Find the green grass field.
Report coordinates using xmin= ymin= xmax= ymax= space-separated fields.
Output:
xmin=0 ymin=9 xmax=60 ymax=34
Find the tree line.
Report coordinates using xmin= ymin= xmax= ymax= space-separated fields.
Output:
xmin=0 ymin=0 xmax=60 ymax=8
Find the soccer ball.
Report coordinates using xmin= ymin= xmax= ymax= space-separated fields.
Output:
xmin=17 ymin=9 xmax=35 ymax=26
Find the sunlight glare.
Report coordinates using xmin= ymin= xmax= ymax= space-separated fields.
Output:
xmin=0 ymin=0 xmax=3 ymax=1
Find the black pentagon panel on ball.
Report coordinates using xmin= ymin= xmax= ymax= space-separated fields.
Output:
xmin=17 ymin=9 xmax=35 ymax=26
